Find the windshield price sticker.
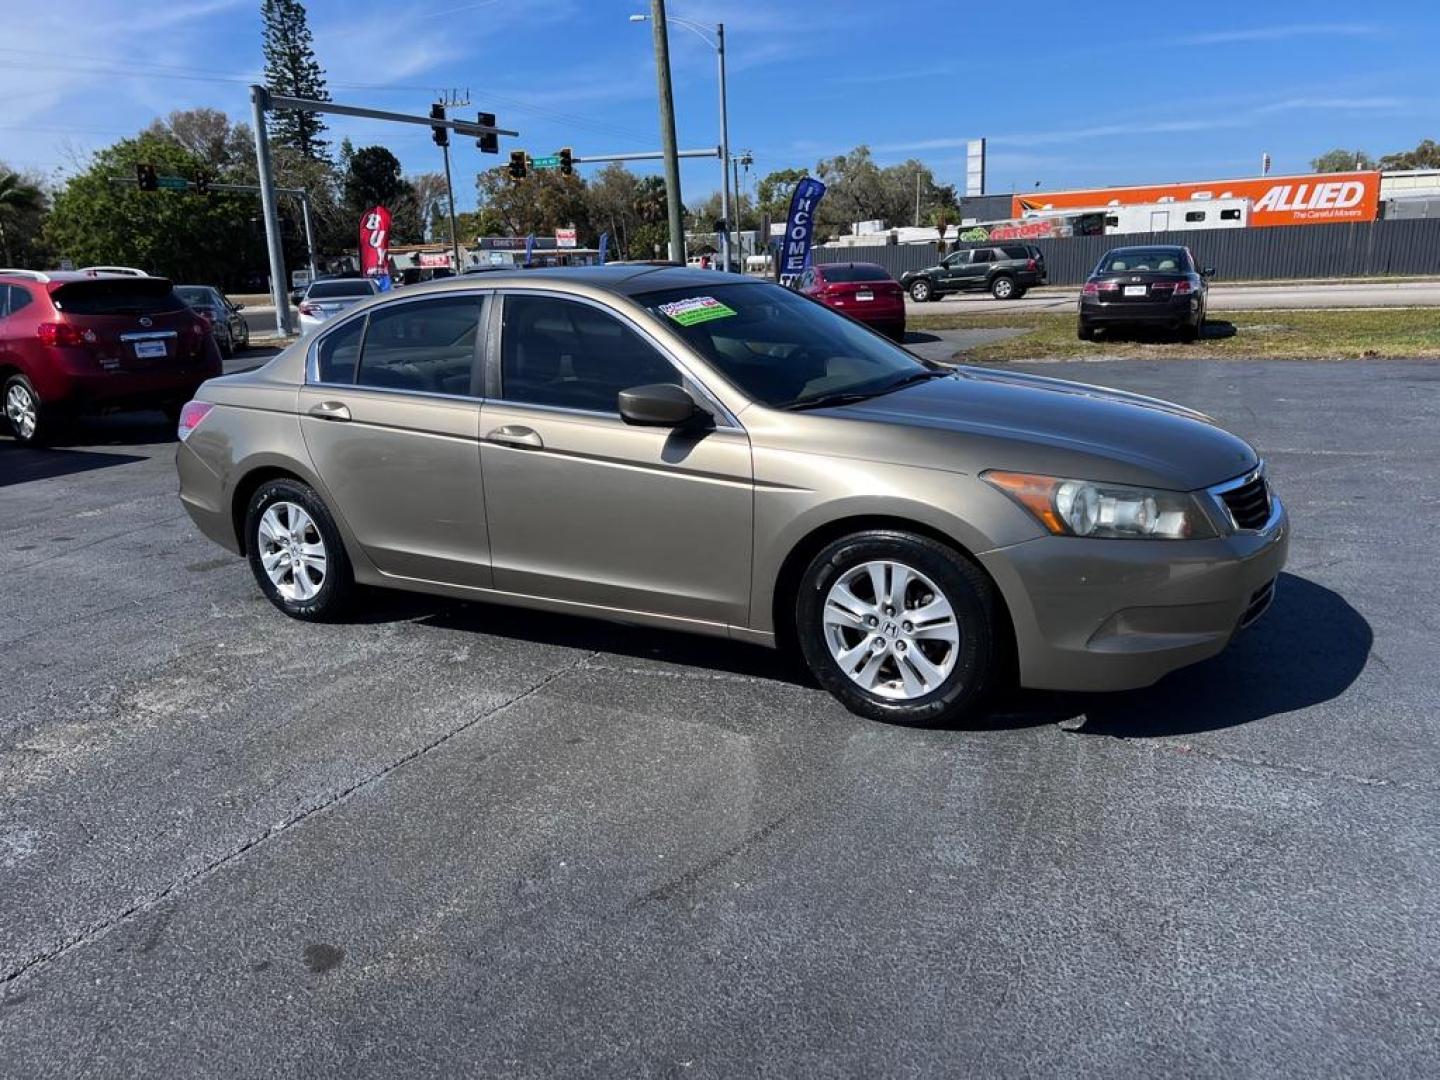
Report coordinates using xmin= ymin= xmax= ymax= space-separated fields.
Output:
xmin=659 ymin=296 xmax=736 ymax=326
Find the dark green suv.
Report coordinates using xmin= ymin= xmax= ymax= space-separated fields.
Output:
xmin=900 ymin=244 xmax=1047 ymax=302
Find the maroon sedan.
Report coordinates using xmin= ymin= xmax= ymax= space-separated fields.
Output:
xmin=1 ymin=271 xmax=221 ymax=444
xmin=797 ymin=262 xmax=906 ymax=341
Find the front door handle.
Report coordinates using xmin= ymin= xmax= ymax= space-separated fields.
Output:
xmin=308 ymin=401 xmax=351 ymax=422
xmin=484 ymin=424 xmax=543 ymax=449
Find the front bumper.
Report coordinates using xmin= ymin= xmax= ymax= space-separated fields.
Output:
xmin=978 ymin=499 xmax=1289 ymax=692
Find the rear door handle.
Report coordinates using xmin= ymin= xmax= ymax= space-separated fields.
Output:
xmin=308 ymin=401 xmax=351 ymax=422
xmin=484 ymin=424 xmax=543 ymax=449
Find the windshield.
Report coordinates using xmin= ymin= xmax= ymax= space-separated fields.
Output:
xmin=1097 ymin=248 xmax=1187 ymax=273
xmin=637 ymin=283 xmax=927 ymax=409
xmin=308 ymin=280 xmax=375 ymax=299
xmin=822 ymin=264 xmax=892 ymax=283
xmin=175 ymin=287 xmax=216 ymax=306
xmin=52 ymin=279 xmax=186 ymax=316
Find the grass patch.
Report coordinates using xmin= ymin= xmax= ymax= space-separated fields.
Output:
xmin=908 ymin=308 xmax=1440 ymax=362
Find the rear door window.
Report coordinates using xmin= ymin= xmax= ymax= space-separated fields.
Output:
xmin=355 ymin=296 xmax=483 ymax=396
xmin=51 ymin=279 xmax=186 ymax=315
xmin=315 ymin=316 xmax=365 ymax=384
xmin=970 ymin=249 xmax=995 ymax=264
xmin=9 ymin=287 xmax=32 ymax=316
xmin=0 ymin=285 xmax=9 ymax=318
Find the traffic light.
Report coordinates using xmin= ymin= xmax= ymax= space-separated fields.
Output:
xmin=194 ymin=171 xmax=211 ymax=196
xmin=508 ymin=150 xmax=528 ymax=180
xmin=559 ymin=147 xmax=573 ymax=176
xmin=430 ymin=103 xmax=449 ymax=147
xmin=136 ymin=163 xmax=158 ymax=192
xmin=476 ymin=111 xmax=498 ymax=155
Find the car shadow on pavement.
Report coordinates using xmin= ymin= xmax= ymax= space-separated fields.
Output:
xmin=363 ymin=593 xmax=809 ymax=686
xmin=0 ymin=442 xmax=147 ymax=487
xmin=1096 ymin=320 xmax=1237 ymax=345
xmin=25 ymin=411 xmax=177 ymax=449
xmin=996 ymin=572 xmax=1371 ymax=738
xmin=342 ymin=571 xmax=1369 ymax=733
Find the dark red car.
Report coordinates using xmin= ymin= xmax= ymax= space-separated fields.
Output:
xmin=796 ymin=262 xmax=906 ymax=340
xmin=0 ymin=271 xmax=221 ymax=445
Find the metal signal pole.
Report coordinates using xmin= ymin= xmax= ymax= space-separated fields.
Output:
xmin=249 ymin=86 xmax=293 ymax=336
xmin=441 ymin=141 xmax=461 ymax=271
xmin=649 ymin=0 xmax=685 ymax=263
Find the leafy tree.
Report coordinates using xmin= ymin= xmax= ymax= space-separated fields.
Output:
xmin=0 ymin=169 xmax=47 ymax=267
xmin=341 ymin=146 xmax=421 ymax=243
xmin=812 ymin=147 xmax=958 ymax=235
xmin=1311 ymin=148 xmax=1376 ymax=172
xmin=756 ymin=167 xmax=808 ymax=223
xmin=475 ymin=167 xmax=590 ymax=241
xmin=584 ymin=163 xmax=642 ymax=257
xmin=1379 ymin=139 xmax=1440 ymax=171
xmin=629 ymin=175 xmax=670 ymax=259
xmin=45 ymin=136 xmax=255 ymax=286
xmin=262 ymin=0 xmax=332 ymax=163
xmin=142 ymin=108 xmax=253 ymax=172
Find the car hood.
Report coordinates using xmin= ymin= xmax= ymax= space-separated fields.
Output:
xmin=829 ymin=366 xmax=1257 ymax=491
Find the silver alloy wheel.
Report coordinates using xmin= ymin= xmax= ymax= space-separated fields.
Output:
xmin=910 ymin=280 xmax=931 ymax=302
xmin=993 ymin=277 xmax=1014 ymax=298
xmin=6 ymin=383 xmax=37 ymax=441
xmin=256 ymin=501 xmax=327 ymax=602
xmin=822 ymin=559 xmax=960 ymax=701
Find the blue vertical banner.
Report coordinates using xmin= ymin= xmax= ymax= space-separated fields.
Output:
xmin=598 ymin=231 xmax=610 ymax=265
xmin=524 ymin=233 xmax=535 ymax=268
xmin=779 ymin=176 xmax=827 ymax=283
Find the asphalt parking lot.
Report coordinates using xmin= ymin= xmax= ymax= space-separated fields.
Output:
xmin=2 ymin=357 xmax=1437 ymax=1077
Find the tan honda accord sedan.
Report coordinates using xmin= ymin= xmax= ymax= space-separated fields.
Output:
xmin=175 ymin=266 xmax=1287 ymax=726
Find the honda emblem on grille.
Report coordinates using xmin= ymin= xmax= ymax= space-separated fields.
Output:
xmin=138 ymin=316 xmax=153 ymax=327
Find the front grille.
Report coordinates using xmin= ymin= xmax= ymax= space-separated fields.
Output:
xmin=1240 ymin=578 xmax=1277 ymax=629
xmin=1220 ymin=474 xmax=1271 ymax=530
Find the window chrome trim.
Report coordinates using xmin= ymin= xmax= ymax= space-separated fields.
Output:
xmin=305 ymin=288 xmax=492 ymax=391
xmin=491 ymin=287 xmax=745 ymax=432
xmin=120 ymin=330 xmax=179 ymax=341
xmin=1207 ymin=461 xmax=1283 ymax=534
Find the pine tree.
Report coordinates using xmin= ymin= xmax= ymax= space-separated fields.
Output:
xmin=261 ymin=0 xmax=332 ymax=163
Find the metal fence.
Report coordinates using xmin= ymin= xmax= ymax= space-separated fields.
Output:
xmin=813 ymin=217 xmax=1440 ymax=286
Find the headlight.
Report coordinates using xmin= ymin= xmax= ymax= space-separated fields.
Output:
xmin=982 ymin=470 xmax=1215 ymax=540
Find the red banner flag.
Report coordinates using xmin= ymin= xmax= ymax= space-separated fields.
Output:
xmin=359 ymin=206 xmax=392 ymax=276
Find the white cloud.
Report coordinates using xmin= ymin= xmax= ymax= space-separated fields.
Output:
xmin=1172 ymin=22 xmax=1382 ymax=46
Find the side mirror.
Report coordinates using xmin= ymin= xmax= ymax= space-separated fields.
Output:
xmin=1201 ymin=267 xmax=1216 ymax=279
xmin=617 ymin=383 xmax=705 ymax=427
xmin=233 ymin=302 xmax=245 ymax=311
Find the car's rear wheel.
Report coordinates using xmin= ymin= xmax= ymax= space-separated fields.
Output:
xmin=1179 ymin=319 xmax=1200 ymax=343
xmin=244 ymin=478 xmax=353 ymax=620
xmin=908 ymin=279 xmax=933 ymax=303
xmin=989 ymin=275 xmax=1017 ymax=300
xmin=1077 ymin=322 xmax=1096 ymax=341
xmin=4 ymin=374 xmax=49 ymax=446
xmin=796 ymin=530 xmax=1000 ymax=726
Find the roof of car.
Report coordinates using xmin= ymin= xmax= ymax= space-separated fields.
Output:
xmin=0 ymin=269 xmax=169 ymax=287
xmin=370 ymin=265 xmax=757 ymax=299
xmin=1101 ymin=244 xmax=1187 ymax=253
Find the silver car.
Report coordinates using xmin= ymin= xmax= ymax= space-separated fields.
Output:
xmin=175 ymin=267 xmax=1288 ymax=726
xmin=297 ymin=278 xmax=379 ymax=333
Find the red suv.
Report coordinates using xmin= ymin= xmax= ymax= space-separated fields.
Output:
xmin=1 ymin=271 xmax=221 ymax=444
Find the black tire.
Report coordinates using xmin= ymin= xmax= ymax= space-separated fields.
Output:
xmin=244 ymin=478 xmax=354 ymax=621
xmin=1077 ymin=322 xmax=1095 ymax=341
xmin=219 ymin=328 xmax=233 ymax=358
xmin=795 ymin=530 xmax=1001 ymax=727
xmin=989 ymin=275 xmax=1017 ymax=300
xmin=1178 ymin=320 xmax=1200 ymax=343
xmin=908 ymin=279 xmax=934 ymax=303
xmin=3 ymin=374 xmax=51 ymax=446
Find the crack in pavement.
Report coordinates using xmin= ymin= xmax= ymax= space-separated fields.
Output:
xmin=1145 ymin=737 xmax=1433 ymax=793
xmin=0 ymin=649 xmax=601 ymax=989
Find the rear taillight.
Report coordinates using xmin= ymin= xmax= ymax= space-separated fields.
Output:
xmin=1082 ymin=281 xmax=1119 ymax=296
xmin=177 ymin=400 xmax=213 ymax=441
xmin=1173 ymin=279 xmax=1193 ymax=295
xmin=37 ymin=322 xmax=89 ymax=347
xmin=1026 ymin=258 xmax=1037 ymax=271
xmin=298 ymin=302 xmax=318 ymax=316
xmin=1081 ymin=282 xmax=1099 ymax=296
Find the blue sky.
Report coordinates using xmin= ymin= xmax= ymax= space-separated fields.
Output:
xmin=1 ymin=1 xmax=1433 ymax=212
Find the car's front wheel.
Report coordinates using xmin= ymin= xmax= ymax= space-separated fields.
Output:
xmin=796 ymin=530 xmax=1001 ymax=726
xmin=244 ymin=478 xmax=354 ymax=620
xmin=908 ymin=279 xmax=933 ymax=303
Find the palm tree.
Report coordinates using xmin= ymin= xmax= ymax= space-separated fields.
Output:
xmin=0 ymin=172 xmax=44 ymax=266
